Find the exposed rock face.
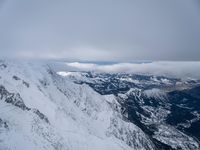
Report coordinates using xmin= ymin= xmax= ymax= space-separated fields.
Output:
xmin=0 ymin=118 xmax=8 ymax=129
xmin=0 ymin=85 xmax=50 ymax=125
xmin=32 ymin=109 xmax=49 ymax=123
xmin=0 ymin=85 xmax=28 ymax=111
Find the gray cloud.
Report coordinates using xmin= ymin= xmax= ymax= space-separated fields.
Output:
xmin=0 ymin=0 xmax=200 ymax=61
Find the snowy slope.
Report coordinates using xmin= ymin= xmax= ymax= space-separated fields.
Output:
xmin=57 ymin=70 xmax=200 ymax=150
xmin=0 ymin=60 xmax=155 ymax=150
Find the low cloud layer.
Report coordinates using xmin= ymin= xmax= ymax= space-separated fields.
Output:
xmin=65 ymin=62 xmax=200 ymax=79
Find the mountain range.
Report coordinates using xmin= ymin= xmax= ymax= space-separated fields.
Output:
xmin=0 ymin=60 xmax=199 ymax=150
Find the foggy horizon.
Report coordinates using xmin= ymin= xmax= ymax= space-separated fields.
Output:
xmin=0 ymin=0 xmax=200 ymax=61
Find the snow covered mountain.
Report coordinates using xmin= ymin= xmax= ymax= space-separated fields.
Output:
xmin=0 ymin=60 xmax=155 ymax=150
xmin=0 ymin=60 xmax=200 ymax=150
xmin=57 ymin=71 xmax=200 ymax=150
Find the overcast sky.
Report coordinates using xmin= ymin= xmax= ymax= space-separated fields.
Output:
xmin=0 ymin=0 xmax=200 ymax=61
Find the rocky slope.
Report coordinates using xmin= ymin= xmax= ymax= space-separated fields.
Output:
xmin=58 ymin=71 xmax=200 ymax=150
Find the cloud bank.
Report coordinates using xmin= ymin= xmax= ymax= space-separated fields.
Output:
xmin=65 ymin=62 xmax=200 ymax=79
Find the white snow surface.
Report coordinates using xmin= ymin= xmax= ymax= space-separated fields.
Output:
xmin=0 ymin=60 xmax=154 ymax=150
xmin=143 ymin=88 xmax=167 ymax=101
